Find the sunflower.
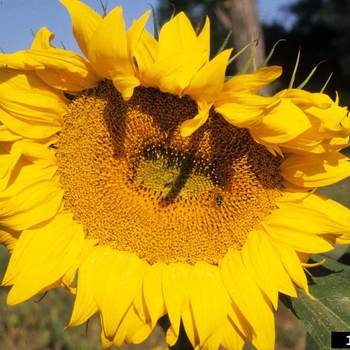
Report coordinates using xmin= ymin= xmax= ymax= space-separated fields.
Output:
xmin=1 ymin=1 xmax=350 ymax=349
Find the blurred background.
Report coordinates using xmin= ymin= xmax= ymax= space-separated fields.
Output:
xmin=1 ymin=0 xmax=350 ymax=349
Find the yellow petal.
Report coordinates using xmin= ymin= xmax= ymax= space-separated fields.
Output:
xmin=184 ymin=49 xmax=232 ymax=103
xmin=143 ymin=262 xmax=167 ymax=329
xmin=24 ymin=49 xmax=101 ymax=91
xmin=185 ymin=262 xmax=230 ymax=347
xmin=61 ymin=238 xmax=98 ymax=293
xmin=278 ymin=191 xmax=350 ymax=232
xmin=88 ymin=7 xmax=129 ymax=78
xmin=214 ymin=94 xmax=275 ymax=128
xmin=241 ymin=230 xmax=279 ymax=309
xmin=0 ymin=52 xmax=37 ymax=70
xmin=180 ymin=98 xmax=211 ymax=137
xmin=200 ymin=327 xmax=223 ymax=350
xmin=223 ymin=66 xmax=282 ymax=94
xmin=134 ymin=29 xmax=158 ymax=78
xmin=31 ymin=27 xmax=55 ymax=50
xmin=220 ymin=317 xmax=245 ymax=350
xmin=0 ymin=140 xmax=57 ymax=192
xmin=162 ymin=263 xmax=191 ymax=342
xmin=263 ymin=205 xmax=335 ymax=253
xmin=101 ymin=330 xmax=114 ymax=350
xmin=158 ymin=12 xmax=202 ymax=60
xmin=0 ymin=126 xmax=23 ymax=142
xmin=269 ymin=240 xmax=313 ymax=298
xmin=0 ymin=228 xmax=19 ymax=253
xmin=275 ymin=89 xmax=332 ymax=109
xmin=92 ymin=248 xmax=149 ymax=339
xmin=126 ymin=11 xmax=151 ymax=58
xmin=143 ymin=50 xmax=207 ymax=96
xmin=110 ymin=70 xmax=141 ymax=101
xmin=68 ymin=247 xmax=100 ymax=327
xmin=181 ymin=307 xmax=197 ymax=347
xmin=0 ymin=67 xmax=69 ymax=103
xmin=251 ymin=99 xmax=312 ymax=144
xmin=59 ymin=0 xmax=102 ymax=58
xmin=112 ymin=304 xmax=151 ymax=347
xmin=196 ymin=17 xmax=210 ymax=54
xmin=0 ymin=88 xmax=65 ymax=139
xmin=221 ymin=250 xmax=275 ymax=350
xmin=0 ymin=180 xmax=63 ymax=231
xmin=3 ymin=212 xmax=85 ymax=305
xmin=280 ymin=152 xmax=350 ymax=188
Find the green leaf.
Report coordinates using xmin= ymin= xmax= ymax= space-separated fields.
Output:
xmin=281 ymin=255 xmax=350 ymax=350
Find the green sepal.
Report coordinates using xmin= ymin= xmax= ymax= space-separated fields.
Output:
xmin=148 ymin=3 xmax=159 ymax=41
xmin=288 ymin=49 xmax=300 ymax=88
xmin=257 ymin=39 xmax=286 ymax=70
xmin=320 ymin=73 xmax=333 ymax=93
xmin=215 ymin=29 xmax=232 ymax=56
xmin=296 ymin=61 xmax=325 ymax=90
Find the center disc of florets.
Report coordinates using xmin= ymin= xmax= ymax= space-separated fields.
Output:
xmin=56 ymin=81 xmax=283 ymax=265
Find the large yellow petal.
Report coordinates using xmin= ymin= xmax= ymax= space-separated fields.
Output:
xmin=68 ymin=247 xmax=100 ymax=327
xmin=275 ymin=89 xmax=332 ymax=109
xmin=196 ymin=17 xmax=210 ymax=54
xmin=180 ymin=98 xmax=211 ymax=137
xmin=184 ymin=49 xmax=232 ymax=103
xmin=88 ymin=7 xmax=129 ymax=78
xmin=143 ymin=262 xmax=167 ymax=329
xmin=61 ymin=238 xmax=98 ymax=293
xmin=251 ymin=99 xmax=312 ymax=144
xmin=31 ymin=27 xmax=54 ymax=50
xmin=0 ymin=141 xmax=57 ymax=192
xmin=110 ymin=70 xmax=141 ymax=101
xmin=269 ymin=240 xmax=312 ymax=298
xmin=280 ymin=152 xmax=350 ymax=188
xmin=185 ymin=261 xmax=230 ymax=348
xmin=223 ymin=66 xmax=282 ymax=94
xmin=0 ymin=228 xmax=19 ymax=253
xmin=112 ymin=304 xmax=152 ymax=347
xmin=0 ymin=126 xmax=22 ymax=142
xmin=241 ymin=230 xmax=279 ymax=309
xmin=0 ymin=52 xmax=37 ymax=70
xmin=0 ymin=180 xmax=63 ymax=231
xmin=142 ymin=50 xmax=207 ymax=96
xmin=133 ymin=29 xmax=158 ymax=78
xmin=0 ymin=67 xmax=69 ymax=104
xmin=158 ymin=12 xmax=202 ymax=60
xmin=162 ymin=262 xmax=191 ymax=344
xmin=126 ymin=11 xmax=151 ymax=59
xmin=60 ymin=0 xmax=102 ymax=58
xmin=220 ymin=316 xmax=245 ymax=350
xmin=221 ymin=250 xmax=275 ymax=350
xmin=3 ymin=212 xmax=85 ymax=305
xmin=24 ymin=49 xmax=101 ymax=91
xmin=214 ymin=93 xmax=276 ymax=128
xmin=92 ymin=248 xmax=149 ymax=339
xmin=262 ymin=205 xmax=336 ymax=253
xmin=0 ymin=88 xmax=65 ymax=139
xmin=278 ymin=191 xmax=350 ymax=231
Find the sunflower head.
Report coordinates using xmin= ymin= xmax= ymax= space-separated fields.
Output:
xmin=1 ymin=1 xmax=350 ymax=349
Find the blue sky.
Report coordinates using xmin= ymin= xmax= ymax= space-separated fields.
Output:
xmin=0 ymin=0 xmax=295 ymax=54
